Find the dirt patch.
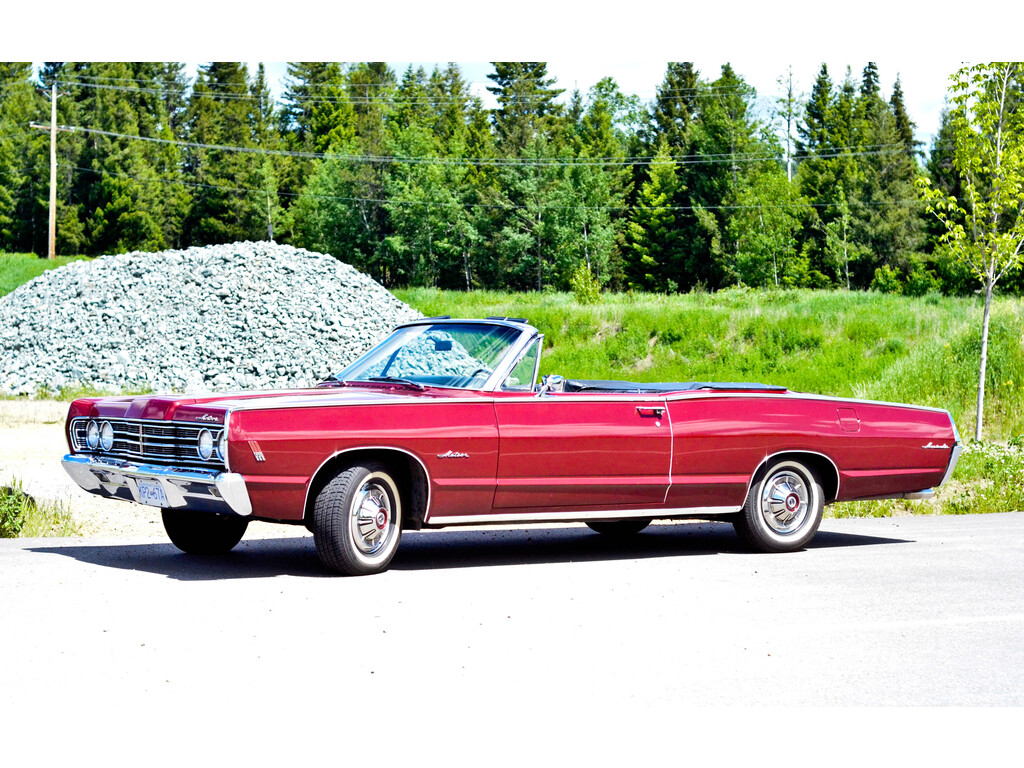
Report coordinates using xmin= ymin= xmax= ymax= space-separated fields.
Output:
xmin=593 ymin=321 xmax=622 ymax=343
xmin=633 ymin=353 xmax=655 ymax=373
xmin=0 ymin=399 xmax=307 ymax=540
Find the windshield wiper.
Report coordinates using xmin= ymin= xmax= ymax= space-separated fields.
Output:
xmin=366 ymin=376 xmax=425 ymax=391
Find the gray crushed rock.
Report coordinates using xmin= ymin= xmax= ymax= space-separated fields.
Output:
xmin=0 ymin=241 xmax=421 ymax=396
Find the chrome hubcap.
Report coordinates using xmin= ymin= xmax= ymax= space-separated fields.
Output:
xmin=760 ymin=472 xmax=809 ymax=534
xmin=350 ymin=481 xmax=392 ymax=555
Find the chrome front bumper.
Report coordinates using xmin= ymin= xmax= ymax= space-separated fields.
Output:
xmin=61 ymin=454 xmax=252 ymax=516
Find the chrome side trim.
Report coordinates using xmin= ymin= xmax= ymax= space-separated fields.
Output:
xmin=426 ymin=505 xmax=740 ymax=527
xmin=61 ymin=454 xmax=252 ymax=516
xmin=301 ymin=445 xmax=433 ymax=524
xmin=859 ymin=489 xmax=936 ymax=502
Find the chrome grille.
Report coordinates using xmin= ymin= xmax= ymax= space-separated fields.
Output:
xmin=70 ymin=417 xmax=226 ymax=471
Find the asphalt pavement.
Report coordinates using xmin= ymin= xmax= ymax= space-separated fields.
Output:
xmin=2 ymin=512 xmax=1021 ymax=762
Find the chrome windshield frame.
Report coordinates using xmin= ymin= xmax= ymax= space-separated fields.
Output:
xmin=332 ymin=318 xmax=541 ymax=393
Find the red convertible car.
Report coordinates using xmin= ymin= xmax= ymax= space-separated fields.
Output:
xmin=62 ymin=317 xmax=961 ymax=575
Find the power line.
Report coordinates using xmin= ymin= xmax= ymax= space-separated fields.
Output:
xmin=64 ymin=162 xmax=925 ymax=214
xmin=56 ymin=124 xmax=915 ymax=168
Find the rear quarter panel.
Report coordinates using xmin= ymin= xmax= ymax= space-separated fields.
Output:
xmin=666 ymin=393 xmax=956 ymax=507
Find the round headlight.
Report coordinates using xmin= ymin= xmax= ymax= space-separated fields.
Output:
xmin=85 ymin=420 xmax=100 ymax=450
xmin=99 ymin=421 xmax=114 ymax=451
xmin=217 ymin=431 xmax=228 ymax=462
xmin=197 ymin=429 xmax=214 ymax=461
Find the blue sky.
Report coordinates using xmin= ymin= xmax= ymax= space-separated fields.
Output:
xmin=18 ymin=1 xmax=1014 ymax=149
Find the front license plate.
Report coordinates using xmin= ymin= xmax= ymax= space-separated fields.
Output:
xmin=136 ymin=479 xmax=168 ymax=507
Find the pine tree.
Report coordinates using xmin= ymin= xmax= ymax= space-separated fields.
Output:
xmin=799 ymin=64 xmax=833 ymax=153
xmin=890 ymin=75 xmax=921 ymax=158
xmin=860 ymin=62 xmax=880 ymax=101
xmin=0 ymin=62 xmax=46 ymax=252
xmin=183 ymin=62 xmax=263 ymax=245
xmin=652 ymin=62 xmax=699 ymax=152
xmin=623 ymin=138 xmax=680 ymax=291
xmin=796 ymin=64 xmax=862 ymax=282
xmin=486 ymin=62 xmax=564 ymax=155
xmin=685 ymin=64 xmax=763 ymax=288
xmin=279 ymin=62 xmax=353 ymax=151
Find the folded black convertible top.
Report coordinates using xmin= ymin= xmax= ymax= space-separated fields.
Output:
xmin=563 ymin=379 xmax=788 ymax=394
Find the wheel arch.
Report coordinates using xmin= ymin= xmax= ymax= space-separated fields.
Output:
xmin=303 ymin=447 xmax=430 ymax=530
xmin=748 ymin=450 xmax=839 ymax=503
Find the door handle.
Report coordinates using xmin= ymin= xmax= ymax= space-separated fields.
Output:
xmin=636 ymin=406 xmax=664 ymax=418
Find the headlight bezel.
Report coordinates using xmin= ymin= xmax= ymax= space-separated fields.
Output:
xmin=99 ymin=421 xmax=114 ymax=451
xmin=85 ymin=420 xmax=100 ymax=450
xmin=197 ymin=428 xmax=214 ymax=461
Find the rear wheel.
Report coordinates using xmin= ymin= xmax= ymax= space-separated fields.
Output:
xmin=733 ymin=459 xmax=823 ymax=552
xmin=585 ymin=518 xmax=651 ymax=536
xmin=313 ymin=462 xmax=403 ymax=576
xmin=162 ymin=509 xmax=249 ymax=555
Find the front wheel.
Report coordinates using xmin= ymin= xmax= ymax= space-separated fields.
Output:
xmin=162 ymin=509 xmax=249 ymax=555
xmin=313 ymin=462 xmax=403 ymax=576
xmin=733 ymin=459 xmax=823 ymax=553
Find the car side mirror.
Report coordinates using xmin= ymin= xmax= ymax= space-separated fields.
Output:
xmin=537 ymin=374 xmax=565 ymax=396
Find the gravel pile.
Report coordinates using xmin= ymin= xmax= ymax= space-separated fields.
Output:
xmin=0 ymin=241 xmax=421 ymax=396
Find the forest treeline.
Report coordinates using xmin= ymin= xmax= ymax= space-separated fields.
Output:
xmin=0 ymin=61 xmax=1002 ymax=295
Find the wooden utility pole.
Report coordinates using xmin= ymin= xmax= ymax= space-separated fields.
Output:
xmin=30 ymin=85 xmax=69 ymax=259
xmin=48 ymin=83 xmax=57 ymax=259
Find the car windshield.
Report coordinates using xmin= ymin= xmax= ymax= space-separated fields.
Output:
xmin=336 ymin=323 xmax=525 ymax=390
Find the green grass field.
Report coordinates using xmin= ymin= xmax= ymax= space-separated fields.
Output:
xmin=0 ymin=252 xmax=88 ymax=298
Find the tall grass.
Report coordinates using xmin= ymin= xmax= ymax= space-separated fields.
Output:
xmin=396 ymin=287 xmax=1024 ymax=441
xmin=0 ymin=478 xmax=79 ymax=538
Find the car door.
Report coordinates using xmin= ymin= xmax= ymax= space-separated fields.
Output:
xmin=492 ymin=395 xmax=671 ymax=509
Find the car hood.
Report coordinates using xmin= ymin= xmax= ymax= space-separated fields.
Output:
xmin=67 ymin=386 xmax=450 ymax=425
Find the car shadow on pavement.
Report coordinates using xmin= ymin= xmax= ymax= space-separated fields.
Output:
xmin=27 ymin=522 xmax=908 ymax=580
xmin=27 ymin=537 xmax=326 ymax=581
xmin=390 ymin=523 xmax=908 ymax=571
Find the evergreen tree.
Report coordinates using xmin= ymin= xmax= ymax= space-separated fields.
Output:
xmin=686 ymin=64 xmax=764 ymax=288
xmin=860 ymin=62 xmax=880 ymax=101
xmin=279 ymin=62 xmax=353 ymax=151
xmin=183 ymin=62 xmax=264 ymax=245
xmin=0 ymin=63 xmax=46 ymax=252
xmin=890 ymin=75 xmax=921 ymax=158
xmin=381 ymin=65 xmax=481 ymax=289
xmin=652 ymin=62 xmax=699 ymax=152
xmin=796 ymin=64 xmax=862 ymax=282
xmin=623 ymin=138 xmax=680 ymax=291
xmin=850 ymin=75 xmax=926 ymax=283
xmin=486 ymin=62 xmax=564 ymax=155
